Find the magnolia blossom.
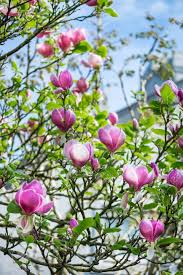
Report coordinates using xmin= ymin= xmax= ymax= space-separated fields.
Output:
xmin=64 ymin=140 xmax=92 ymax=167
xmin=177 ymin=88 xmax=183 ymax=106
xmin=154 ymin=80 xmax=179 ymax=97
xmin=0 ymin=7 xmax=18 ymax=16
xmin=123 ymin=164 xmax=158 ymax=191
xmin=69 ymin=218 xmax=78 ymax=229
xmin=139 ymin=220 xmax=164 ymax=243
xmin=85 ymin=143 xmax=94 ymax=160
xmin=178 ymin=137 xmax=183 ymax=148
xmin=108 ymin=112 xmax=118 ymax=125
xmin=0 ymin=179 xmax=4 ymax=189
xmin=98 ymin=125 xmax=126 ymax=152
xmin=38 ymin=135 xmax=47 ymax=145
xmin=17 ymin=215 xmax=34 ymax=234
xmin=166 ymin=169 xmax=183 ymax=190
xmin=132 ymin=118 xmax=139 ymax=129
xmin=82 ymin=53 xmax=103 ymax=69
xmin=37 ymin=43 xmax=54 ymax=57
xmin=29 ymin=0 xmax=37 ymax=5
xmin=73 ymin=77 xmax=89 ymax=94
xmin=50 ymin=70 xmax=73 ymax=91
xmin=57 ymin=32 xmax=73 ymax=53
xmin=26 ymin=90 xmax=31 ymax=98
xmin=15 ymin=180 xmax=53 ymax=215
xmin=51 ymin=108 xmax=76 ymax=132
xmin=121 ymin=192 xmax=129 ymax=209
xmin=90 ymin=157 xmax=100 ymax=171
xmin=71 ymin=28 xmax=86 ymax=46
xmin=37 ymin=30 xmax=52 ymax=38
xmin=27 ymin=119 xmax=37 ymax=129
xmin=86 ymin=0 xmax=98 ymax=6
xmin=168 ymin=123 xmax=180 ymax=134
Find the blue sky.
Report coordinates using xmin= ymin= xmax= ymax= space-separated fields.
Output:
xmin=100 ymin=0 xmax=183 ymax=112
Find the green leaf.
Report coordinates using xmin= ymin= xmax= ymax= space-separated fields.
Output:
xmin=104 ymin=227 xmax=121 ymax=234
xmin=102 ymin=167 xmax=118 ymax=179
xmin=158 ymin=237 xmax=183 ymax=246
xmin=73 ymin=217 xmax=96 ymax=236
xmin=149 ymin=100 xmax=161 ymax=115
xmin=126 ymin=244 xmax=140 ymax=255
xmin=46 ymin=102 xmax=61 ymax=111
xmin=143 ymin=202 xmax=157 ymax=210
xmin=24 ymin=235 xmax=35 ymax=244
xmin=104 ymin=8 xmax=118 ymax=17
xmin=152 ymin=129 xmax=165 ymax=136
xmin=161 ymin=83 xmax=175 ymax=105
xmin=7 ymin=201 xmax=22 ymax=214
xmin=97 ymin=45 xmax=108 ymax=58
xmin=74 ymin=41 xmax=93 ymax=53
xmin=141 ymin=115 xmax=155 ymax=128
xmin=111 ymin=240 xmax=126 ymax=250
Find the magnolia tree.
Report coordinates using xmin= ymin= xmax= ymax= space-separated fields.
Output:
xmin=0 ymin=1 xmax=183 ymax=275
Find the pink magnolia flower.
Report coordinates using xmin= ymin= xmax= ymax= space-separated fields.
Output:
xmin=17 ymin=215 xmax=34 ymax=234
xmin=63 ymin=140 xmax=90 ymax=168
xmin=37 ymin=30 xmax=52 ymax=38
xmin=177 ymin=88 xmax=183 ymax=106
xmin=90 ymin=157 xmax=100 ymax=171
xmin=74 ymin=77 xmax=89 ymax=94
xmin=85 ymin=143 xmax=94 ymax=160
xmin=150 ymin=162 xmax=159 ymax=178
xmin=166 ymin=169 xmax=183 ymax=190
xmin=15 ymin=180 xmax=53 ymax=215
xmin=98 ymin=125 xmax=126 ymax=152
xmin=168 ymin=123 xmax=180 ymax=134
xmin=29 ymin=0 xmax=37 ymax=5
xmin=69 ymin=218 xmax=78 ymax=229
xmin=51 ymin=108 xmax=76 ymax=132
xmin=108 ymin=112 xmax=118 ymax=125
xmin=71 ymin=28 xmax=86 ymax=46
xmin=38 ymin=135 xmax=47 ymax=145
xmin=37 ymin=43 xmax=54 ymax=57
xmin=139 ymin=220 xmax=164 ymax=243
xmin=0 ymin=7 xmax=18 ymax=16
xmin=0 ymin=179 xmax=4 ymax=189
xmin=178 ymin=137 xmax=183 ymax=148
xmin=154 ymin=80 xmax=179 ymax=97
xmin=50 ymin=70 xmax=73 ymax=91
xmin=82 ymin=53 xmax=103 ymax=69
xmin=67 ymin=227 xmax=73 ymax=235
xmin=86 ymin=0 xmax=98 ymax=6
xmin=121 ymin=192 xmax=129 ymax=209
xmin=132 ymin=118 xmax=139 ymax=129
xmin=26 ymin=90 xmax=31 ymax=98
xmin=123 ymin=165 xmax=156 ymax=191
xmin=27 ymin=119 xmax=37 ymax=129
xmin=57 ymin=32 xmax=73 ymax=53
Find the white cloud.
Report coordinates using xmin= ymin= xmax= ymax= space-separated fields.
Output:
xmin=150 ymin=1 xmax=169 ymax=15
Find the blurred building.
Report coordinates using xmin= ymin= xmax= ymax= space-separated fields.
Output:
xmin=117 ymin=51 xmax=183 ymax=123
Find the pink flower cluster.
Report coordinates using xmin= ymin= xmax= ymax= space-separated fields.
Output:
xmin=50 ymin=70 xmax=90 ymax=95
xmin=57 ymin=28 xmax=86 ymax=52
xmin=0 ymin=1 xmax=37 ymax=17
xmin=37 ymin=28 xmax=87 ymax=58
